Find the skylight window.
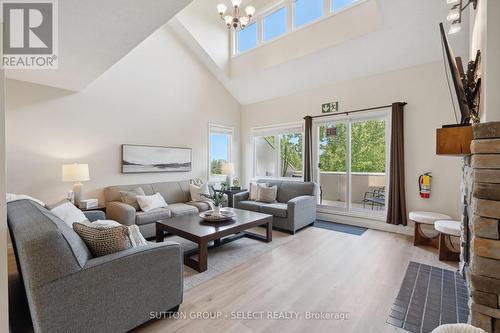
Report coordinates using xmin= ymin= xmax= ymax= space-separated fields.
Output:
xmin=238 ymin=23 xmax=258 ymax=53
xmin=233 ymin=0 xmax=363 ymax=55
xmin=293 ymin=0 xmax=324 ymax=29
xmin=263 ymin=7 xmax=288 ymax=41
xmin=331 ymin=0 xmax=355 ymax=12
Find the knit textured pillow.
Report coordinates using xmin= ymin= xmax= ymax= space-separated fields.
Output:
xmin=119 ymin=187 xmax=145 ymax=211
xmin=256 ymin=185 xmax=278 ymax=203
xmin=73 ymin=220 xmax=132 ymax=257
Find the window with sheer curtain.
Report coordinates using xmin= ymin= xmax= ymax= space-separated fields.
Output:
xmin=253 ymin=124 xmax=304 ymax=179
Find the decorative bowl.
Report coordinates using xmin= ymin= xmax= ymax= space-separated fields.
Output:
xmin=199 ymin=209 xmax=236 ymax=222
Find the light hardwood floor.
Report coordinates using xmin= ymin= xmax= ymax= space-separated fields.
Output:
xmin=8 ymin=227 xmax=458 ymax=333
xmin=132 ymin=227 xmax=457 ymax=333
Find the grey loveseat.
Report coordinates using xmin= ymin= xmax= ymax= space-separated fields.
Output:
xmin=105 ymin=180 xmax=211 ymax=238
xmin=234 ymin=179 xmax=318 ymax=234
xmin=7 ymin=199 xmax=183 ymax=333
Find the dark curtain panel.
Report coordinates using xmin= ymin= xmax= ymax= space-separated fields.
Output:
xmin=387 ymin=102 xmax=408 ymax=225
xmin=303 ymin=116 xmax=313 ymax=182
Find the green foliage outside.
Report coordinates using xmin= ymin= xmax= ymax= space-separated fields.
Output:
xmin=280 ymin=134 xmax=303 ymax=177
xmin=319 ymin=120 xmax=386 ymax=173
xmin=210 ymin=159 xmax=226 ymax=176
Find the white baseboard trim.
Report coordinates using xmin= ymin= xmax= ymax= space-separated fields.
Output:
xmin=316 ymin=211 xmax=414 ymax=236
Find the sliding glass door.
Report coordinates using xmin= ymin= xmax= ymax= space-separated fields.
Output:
xmin=313 ymin=110 xmax=390 ymax=218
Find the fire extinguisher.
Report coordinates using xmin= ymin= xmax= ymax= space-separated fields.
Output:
xmin=419 ymin=172 xmax=432 ymax=198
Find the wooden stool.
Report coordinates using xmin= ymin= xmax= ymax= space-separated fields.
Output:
xmin=434 ymin=220 xmax=461 ymax=261
xmin=409 ymin=211 xmax=451 ymax=247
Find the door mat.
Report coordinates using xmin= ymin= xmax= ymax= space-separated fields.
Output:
xmin=387 ymin=262 xmax=469 ymax=333
xmin=313 ymin=220 xmax=367 ymax=236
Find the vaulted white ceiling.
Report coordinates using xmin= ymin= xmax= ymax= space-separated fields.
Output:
xmin=6 ymin=0 xmax=193 ymax=91
xmin=172 ymin=0 xmax=471 ymax=105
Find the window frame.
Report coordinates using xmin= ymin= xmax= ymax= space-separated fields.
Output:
xmin=312 ymin=109 xmax=391 ymax=220
xmin=262 ymin=5 xmax=289 ymax=43
xmin=208 ymin=123 xmax=234 ymax=182
xmin=232 ymin=0 xmax=364 ymax=56
xmin=251 ymin=122 xmax=304 ymax=180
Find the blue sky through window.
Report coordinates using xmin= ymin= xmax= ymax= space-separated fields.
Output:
xmin=293 ymin=0 xmax=324 ymax=28
xmin=238 ymin=23 xmax=257 ymax=53
xmin=210 ymin=134 xmax=229 ymax=161
xmin=331 ymin=0 xmax=354 ymax=11
xmin=263 ymin=7 xmax=287 ymax=41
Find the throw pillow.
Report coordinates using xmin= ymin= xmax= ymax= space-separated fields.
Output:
xmin=119 ymin=187 xmax=146 ymax=211
xmin=128 ymin=224 xmax=148 ymax=247
xmin=136 ymin=193 xmax=168 ymax=212
xmin=73 ymin=220 xmax=132 ymax=257
xmin=49 ymin=199 xmax=87 ymax=229
xmin=249 ymin=182 xmax=259 ymax=201
xmin=256 ymin=185 xmax=278 ymax=203
xmin=189 ymin=183 xmax=210 ymax=202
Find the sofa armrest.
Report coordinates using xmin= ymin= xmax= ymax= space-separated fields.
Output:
xmin=287 ymin=196 xmax=317 ymax=230
xmin=106 ymin=201 xmax=136 ymax=226
xmin=33 ymin=242 xmax=183 ymax=332
xmin=233 ymin=191 xmax=249 ymax=208
xmin=83 ymin=210 xmax=106 ymax=222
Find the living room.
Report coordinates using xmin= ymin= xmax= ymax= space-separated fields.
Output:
xmin=1 ymin=0 xmax=500 ymax=332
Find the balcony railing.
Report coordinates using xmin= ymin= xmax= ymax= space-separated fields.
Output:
xmin=319 ymin=171 xmax=386 ymax=211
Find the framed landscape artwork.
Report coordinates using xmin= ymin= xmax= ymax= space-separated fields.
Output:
xmin=122 ymin=144 xmax=192 ymax=173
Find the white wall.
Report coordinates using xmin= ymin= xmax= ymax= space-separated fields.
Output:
xmin=5 ymin=25 xmax=241 ymax=205
xmin=470 ymin=0 xmax=500 ymax=122
xmin=242 ymin=61 xmax=463 ymax=221
xmin=0 ymin=68 xmax=8 ymax=333
xmin=175 ymin=0 xmax=230 ymax=72
xmin=231 ymin=0 xmax=379 ymax=78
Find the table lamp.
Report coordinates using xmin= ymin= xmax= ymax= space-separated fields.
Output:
xmin=62 ymin=163 xmax=90 ymax=204
xmin=221 ymin=163 xmax=235 ymax=187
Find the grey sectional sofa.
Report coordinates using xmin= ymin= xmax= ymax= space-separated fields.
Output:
xmin=7 ymin=199 xmax=183 ymax=333
xmin=105 ymin=180 xmax=211 ymax=238
xmin=234 ymin=179 xmax=318 ymax=234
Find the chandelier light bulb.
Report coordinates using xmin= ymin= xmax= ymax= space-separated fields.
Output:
xmin=231 ymin=0 xmax=242 ymax=8
xmin=449 ymin=22 xmax=461 ymax=34
xmin=216 ymin=3 xmax=227 ymax=15
xmin=446 ymin=9 xmax=460 ymax=21
xmin=240 ymin=16 xmax=249 ymax=28
xmin=224 ymin=15 xmax=233 ymax=26
xmin=245 ymin=6 xmax=256 ymax=17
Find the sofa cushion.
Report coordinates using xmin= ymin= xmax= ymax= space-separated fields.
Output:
xmin=152 ymin=182 xmax=189 ymax=204
xmin=277 ymin=181 xmax=316 ymax=203
xmin=237 ymin=200 xmax=262 ymax=212
xmin=135 ymin=208 xmax=171 ymax=226
xmin=168 ymin=203 xmax=198 ymax=217
xmin=260 ymin=203 xmax=288 ymax=218
xmin=185 ymin=201 xmax=211 ymax=212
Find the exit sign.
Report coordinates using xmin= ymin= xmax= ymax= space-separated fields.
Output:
xmin=322 ymin=101 xmax=339 ymax=113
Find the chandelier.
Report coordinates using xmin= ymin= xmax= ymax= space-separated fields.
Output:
xmin=216 ymin=0 xmax=256 ymax=30
xmin=445 ymin=0 xmax=478 ymax=34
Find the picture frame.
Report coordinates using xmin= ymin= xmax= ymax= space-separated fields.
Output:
xmin=121 ymin=144 xmax=192 ymax=173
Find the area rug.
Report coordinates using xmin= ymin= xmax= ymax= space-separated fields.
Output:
xmin=313 ymin=220 xmax=367 ymax=236
xmin=182 ymin=228 xmax=294 ymax=290
xmin=387 ymin=262 xmax=469 ymax=333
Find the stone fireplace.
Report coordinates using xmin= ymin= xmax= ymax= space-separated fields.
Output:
xmin=461 ymin=121 xmax=500 ymax=332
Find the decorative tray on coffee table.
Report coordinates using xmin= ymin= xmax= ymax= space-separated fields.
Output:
xmin=199 ymin=210 xmax=236 ymax=222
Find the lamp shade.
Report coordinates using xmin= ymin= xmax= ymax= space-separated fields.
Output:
xmin=221 ymin=163 xmax=235 ymax=176
xmin=62 ymin=163 xmax=90 ymax=182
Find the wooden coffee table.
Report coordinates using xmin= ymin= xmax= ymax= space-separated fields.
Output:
xmin=155 ymin=208 xmax=272 ymax=273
